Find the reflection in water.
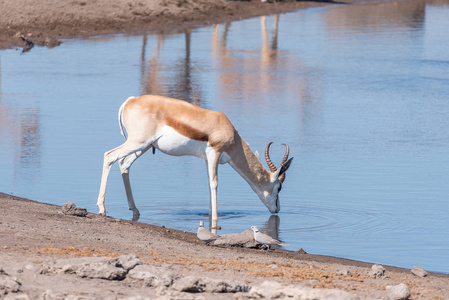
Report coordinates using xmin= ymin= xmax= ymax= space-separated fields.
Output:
xmin=262 ymin=214 xmax=281 ymax=242
xmin=141 ymin=30 xmax=202 ymax=106
xmin=0 ymin=106 xmax=41 ymax=186
xmin=15 ymin=107 xmax=41 ymax=180
xmin=0 ymin=59 xmax=41 ymax=187
xmin=140 ymin=15 xmax=319 ymax=117
xmin=324 ymin=0 xmax=426 ymax=33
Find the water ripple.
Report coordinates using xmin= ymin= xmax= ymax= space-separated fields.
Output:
xmin=280 ymin=205 xmax=406 ymax=236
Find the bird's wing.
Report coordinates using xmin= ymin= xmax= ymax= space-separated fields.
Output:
xmin=257 ymin=232 xmax=287 ymax=245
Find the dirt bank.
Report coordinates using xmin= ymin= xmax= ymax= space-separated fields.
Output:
xmin=1 ymin=193 xmax=448 ymax=299
xmin=0 ymin=0 xmax=375 ymax=50
xmin=0 ymin=0 xmax=333 ymax=50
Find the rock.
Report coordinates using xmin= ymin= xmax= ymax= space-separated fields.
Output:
xmin=117 ymin=254 xmax=142 ymax=271
xmin=411 ymin=266 xmax=427 ymax=277
xmin=386 ymin=283 xmax=410 ymax=300
xmin=336 ymin=267 xmax=352 ymax=276
xmin=369 ymin=264 xmax=388 ymax=279
xmin=171 ymin=276 xmax=250 ymax=294
xmin=128 ymin=265 xmax=177 ymax=287
xmin=40 ymin=290 xmax=65 ymax=299
xmin=213 ymin=230 xmax=258 ymax=248
xmin=296 ymin=248 xmax=307 ymax=254
xmin=204 ymin=279 xmax=250 ymax=293
xmin=128 ymin=265 xmax=158 ymax=281
xmin=40 ymin=290 xmax=97 ymax=300
xmin=61 ymin=201 xmax=88 ymax=217
xmin=248 ymin=281 xmax=360 ymax=300
xmin=4 ymin=293 xmax=30 ymax=300
xmin=46 ymin=255 xmax=141 ymax=281
xmin=75 ymin=260 xmax=128 ymax=280
xmin=171 ymin=276 xmax=207 ymax=293
xmin=44 ymin=37 xmax=61 ymax=48
xmin=0 ymin=268 xmax=21 ymax=295
xmin=154 ymin=288 xmax=198 ymax=300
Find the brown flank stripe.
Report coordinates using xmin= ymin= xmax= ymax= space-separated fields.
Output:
xmin=166 ymin=116 xmax=209 ymax=142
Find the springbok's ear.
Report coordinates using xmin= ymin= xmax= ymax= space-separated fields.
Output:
xmin=255 ymin=151 xmax=261 ymax=163
xmin=273 ymin=157 xmax=294 ymax=179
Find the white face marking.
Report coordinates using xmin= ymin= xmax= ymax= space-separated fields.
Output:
xmin=153 ymin=126 xmax=208 ymax=159
xmin=260 ymin=182 xmax=281 ymax=214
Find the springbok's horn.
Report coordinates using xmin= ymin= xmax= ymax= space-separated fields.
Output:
xmin=279 ymin=143 xmax=290 ymax=183
xmin=265 ymin=142 xmax=277 ymax=172
xmin=280 ymin=143 xmax=290 ymax=166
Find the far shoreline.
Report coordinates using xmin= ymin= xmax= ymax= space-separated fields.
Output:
xmin=0 ymin=0 xmax=366 ymax=50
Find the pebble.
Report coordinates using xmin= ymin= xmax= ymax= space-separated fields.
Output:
xmin=296 ymin=248 xmax=307 ymax=254
xmin=369 ymin=264 xmax=388 ymax=279
xmin=386 ymin=283 xmax=410 ymax=300
xmin=61 ymin=201 xmax=87 ymax=217
xmin=0 ymin=268 xmax=21 ymax=294
xmin=248 ymin=281 xmax=359 ymax=300
xmin=411 ymin=266 xmax=427 ymax=277
xmin=336 ymin=267 xmax=352 ymax=276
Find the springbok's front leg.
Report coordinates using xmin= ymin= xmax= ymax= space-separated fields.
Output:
xmin=206 ymin=147 xmax=220 ymax=234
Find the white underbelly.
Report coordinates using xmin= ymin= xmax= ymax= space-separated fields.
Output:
xmin=153 ymin=126 xmax=208 ymax=159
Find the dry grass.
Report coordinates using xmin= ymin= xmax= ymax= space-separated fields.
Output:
xmin=38 ymin=246 xmax=123 ymax=258
xmin=149 ymin=252 xmax=367 ymax=290
xmin=28 ymin=246 xmax=444 ymax=299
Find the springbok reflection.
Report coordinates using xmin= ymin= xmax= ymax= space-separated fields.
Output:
xmin=262 ymin=214 xmax=281 ymax=242
xmin=0 ymin=61 xmax=41 ymax=185
xmin=140 ymin=30 xmax=202 ymax=105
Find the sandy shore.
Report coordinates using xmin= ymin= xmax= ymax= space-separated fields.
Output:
xmin=1 ymin=193 xmax=448 ymax=299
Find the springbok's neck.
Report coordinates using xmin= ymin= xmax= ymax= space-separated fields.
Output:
xmin=227 ymin=133 xmax=271 ymax=193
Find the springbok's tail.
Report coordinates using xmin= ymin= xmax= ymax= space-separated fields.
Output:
xmin=118 ymin=97 xmax=135 ymax=140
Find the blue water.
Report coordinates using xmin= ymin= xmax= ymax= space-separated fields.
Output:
xmin=1 ymin=0 xmax=448 ymax=273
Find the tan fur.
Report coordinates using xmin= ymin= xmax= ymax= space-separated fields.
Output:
xmin=123 ymin=95 xmax=236 ymax=148
xmin=124 ymin=95 xmax=271 ymax=186
xmin=97 ymin=95 xmax=291 ymax=227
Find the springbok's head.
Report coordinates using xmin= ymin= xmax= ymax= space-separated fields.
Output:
xmin=260 ymin=142 xmax=294 ymax=214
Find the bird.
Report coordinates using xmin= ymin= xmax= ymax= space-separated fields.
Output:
xmin=250 ymin=226 xmax=288 ymax=250
xmin=197 ymin=221 xmax=219 ymax=245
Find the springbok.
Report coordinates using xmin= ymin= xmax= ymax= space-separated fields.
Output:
xmin=97 ymin=95 xmax=293 ymax=228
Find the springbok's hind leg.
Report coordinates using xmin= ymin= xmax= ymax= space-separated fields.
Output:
xmin=97 ymin=140 xmax=154 ymax=217
xmin=118 ymin=146 xmax=152 ymax=221
xmin=97 ymin=145 xmax=124 ymax=216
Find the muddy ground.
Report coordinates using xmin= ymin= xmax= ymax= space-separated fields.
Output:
xmin=1 ymin=194 xmax=448 ymax=299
